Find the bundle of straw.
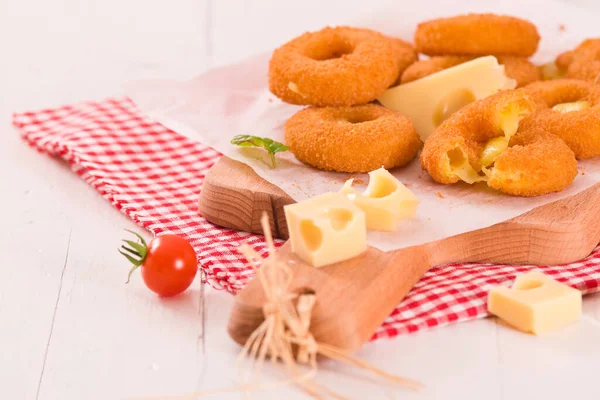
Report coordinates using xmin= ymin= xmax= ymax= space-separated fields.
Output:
xmin=234 ymin=213 xmax=423 ymax=399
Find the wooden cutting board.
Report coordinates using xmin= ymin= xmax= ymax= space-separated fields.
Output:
xmin=199 ymin=156 xmax=600 ymax=352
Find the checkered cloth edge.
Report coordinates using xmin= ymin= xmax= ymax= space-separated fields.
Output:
xmin=13 ymin=97 xmax=600 ymax=340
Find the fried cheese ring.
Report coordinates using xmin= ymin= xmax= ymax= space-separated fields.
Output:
xmin=414 ymin=14 xmax=540 ymax=57
xmin=269 ymin=26 xmax=417 ymax=106
xmin=400 ymin=56 xmax=541 ymax=87
xmin=554 ymin=39 xmax=600 ymax=81
xmin=519 ymin=79 xmax=600 ymax=159
xmin=420 ymin=90 xmax=577 ymax=196
xmin=487 ymin=128 xmax=577 ymax=196
xmin=284 ymin=104 xmax=421 ymax=173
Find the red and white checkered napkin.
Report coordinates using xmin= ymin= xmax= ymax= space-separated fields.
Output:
xmin=13 ymin=97 xmax=600 ymax=340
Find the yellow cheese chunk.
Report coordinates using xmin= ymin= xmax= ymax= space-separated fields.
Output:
xmin=339 ymin=168 xmax=419 ymax=231
xmin=284 ymin=192 xmax=367 ymax=267
xmin=377 ymin=56 xmax=516 ymax=141
xmin=552 ymin=101 xmax=591 ymax=113
xmin=488 ymin=271 xmax=582 ymax=335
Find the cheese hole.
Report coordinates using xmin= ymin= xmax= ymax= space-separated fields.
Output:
xmin=432 ymin=88 xmax=476 ymax=127
xmin=324 ymin=208 xmax=353 ymax=231
xmin=365 ymin=177 xmax=397 ymax=199
xmin=514 ymin=279 xmax=544 ymax=290
xmin=300 ymin=220 xmax=323 ymax=251
xmin=552 ymin=101 xmax=591 ymax=113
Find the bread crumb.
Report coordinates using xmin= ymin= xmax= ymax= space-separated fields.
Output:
xmin=436 ymin=191 xmax=444 ymax=199
xmin=404 ymin=183 xmax=411 ymax=187
xmin=427 ymin=217 xmax=431 ymax=221
xmin=486 ymin=199 xmax=494 ymax=203
xmin=562 ymin=205 xmax=568 ymax=210
xmin=354 ymin=179 xmax=364 ymax=185
xmin=558 ymin=24 xmax=566 ymax=32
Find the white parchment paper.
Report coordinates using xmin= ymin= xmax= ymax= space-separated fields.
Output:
xmin=124 ymin=0 xmax=600 ymax=252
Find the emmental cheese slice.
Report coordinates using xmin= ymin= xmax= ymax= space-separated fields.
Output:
xmin=377 ymin=56 xmax=516 ymax=141
xmin=488 ymin=271 xmax=582 ymax=335
xmin=339 ymin=168 xmax=419 ymax=231
xmin=284 ymin=192 xmax=367 ymax=268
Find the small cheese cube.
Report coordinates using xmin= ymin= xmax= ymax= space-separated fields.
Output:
xmin=377 ymin=56 xmax=516 ymax=141
xmin=284 ymin=192 xmax=367 ymax=268
xmin=339 ymin=168 xmax=419 ymax=231
xmin=488 ymin=271 xmax=582 ymax=335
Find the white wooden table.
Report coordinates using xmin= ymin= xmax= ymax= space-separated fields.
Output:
xmin=3 ymin=1 xmax=600 ymax=399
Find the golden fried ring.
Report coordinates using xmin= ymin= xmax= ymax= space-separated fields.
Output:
xmin=420 ymin=90 xmax=577 ymax=196
xmin=269 ymin=26 xmax=417 ymax=107
xmin=284 ymin=104 xmax=421 ymax=173
xmin=555 ymin=39 xmax=600 ymax=81
xmin=400 ymin=56 xmax=541 ymax=87
xmin=487 ymin=129 xmax=577 ymax=197
xmin=519 ymin=79 xmax=600 ymax=159
xmin=414 ymin=14 xmax=540 ymax=57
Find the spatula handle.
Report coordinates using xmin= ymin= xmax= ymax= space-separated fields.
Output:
xmin=228 ymin=243 xmax=432 ymax=352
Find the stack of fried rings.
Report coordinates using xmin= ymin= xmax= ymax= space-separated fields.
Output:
xmin=519 ymin=79 xmax=600 ymax=159
xmin=270 ymin=26 xmax=422 ymax=173
xmin=420 ymin=90 xmax=578 ymax=197
xmin=555 ymin=38 xmax=600 ymax=81
xmin=407 ymin=14 xmax=542 ymax=87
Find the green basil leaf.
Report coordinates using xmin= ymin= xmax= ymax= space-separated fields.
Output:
xmin=230 ymin=134 xmax=290 ymax=168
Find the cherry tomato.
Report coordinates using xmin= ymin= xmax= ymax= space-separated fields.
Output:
xmin=119 ymin=230 xmax=197 ymax=297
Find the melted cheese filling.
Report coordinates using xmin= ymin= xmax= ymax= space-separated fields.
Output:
xmin=447 ymin=147 xmax=487 ymax=184
xmin=448 ymin=101 xmax=530 ymax=182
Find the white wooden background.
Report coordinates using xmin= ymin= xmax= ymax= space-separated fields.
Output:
xmin=3 ymin=0 xmax=600 ymax=399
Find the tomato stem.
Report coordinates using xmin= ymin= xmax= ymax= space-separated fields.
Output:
xmin=119 ymin=229 xmax=150 ymax=284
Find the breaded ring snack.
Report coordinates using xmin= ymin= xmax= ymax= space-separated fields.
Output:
xmin=420 ymin=90 xmax=577 ymax=196
xmin=284 ymin=104 xmax=421 ymax=173
xmin=269 ymin=26 xmax=417 ymax=106
xmin=487 ymin=128 xmax=577 ymax=196
xmin=415 ymin=14 xmax=540 ymax=57
xmin=400 ymin=56 xmax=540 ymax=87
xmin=519 ymin=79 xmax=600 ymax=159
xmin=555 ymin=39 xmax=600 ymax=81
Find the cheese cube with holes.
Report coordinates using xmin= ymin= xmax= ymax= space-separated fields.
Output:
xmin=339 ymin=167 xmax=419 ymax=231
xmin=377 ymin=56 xmax=516 ymax=141
xmin=488 ymin=271 xmax=582 ymax=335
xmin=284 ymin=192 xmax=367 ymax=268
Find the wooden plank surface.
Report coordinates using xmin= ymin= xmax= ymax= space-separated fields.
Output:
xmin=3 ymin=0 xmax=600 ymax=399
